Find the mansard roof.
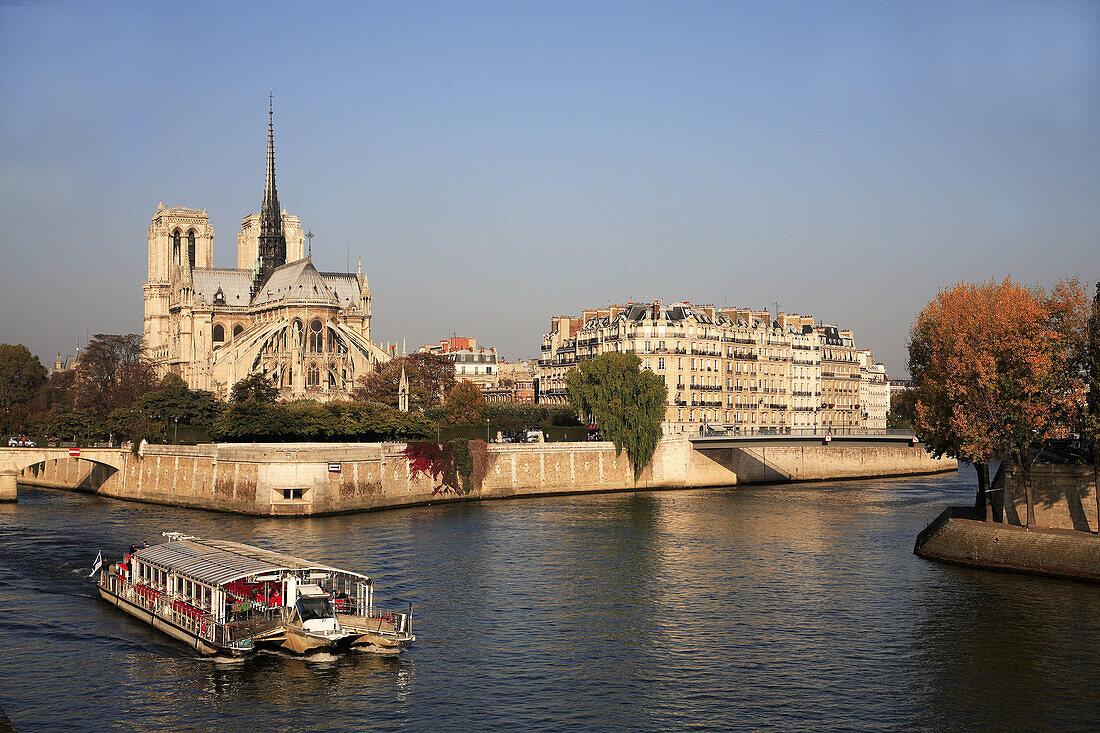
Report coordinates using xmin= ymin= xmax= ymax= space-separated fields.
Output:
xmin=192 ymin=268 xmax=253 ymax=306
xmin=251 ymin=258 xmax=339 ymax=307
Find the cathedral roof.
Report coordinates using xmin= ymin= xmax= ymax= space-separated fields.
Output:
xmin=250 ymin=258 xmax=339 ymax=307
xmin=319 ymin=271 xmax=363 ymax=308
xmin=192 ymin=268 xmax=253 ymax=306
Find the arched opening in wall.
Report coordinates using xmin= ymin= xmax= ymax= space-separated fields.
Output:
xmin=309 ymin=319 xmax=324 ymax=353
xmin=212 ymin=324 xmax=225 ymax=343
xmin=187 ymin=230 xmax=196 ymax=268
xmin=307 ymin=363 xmax=320 ymax=389
xmin=233 ymin=324 xmax=243 ymax=338
xmin=328 ymin=365 xmax=337 ymax=390
xmin=172 ymin=230 xmax=182 ymax=266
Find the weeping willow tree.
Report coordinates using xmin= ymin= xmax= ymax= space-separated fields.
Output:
xmin=566 ymin=352 xmax=667 ymax=482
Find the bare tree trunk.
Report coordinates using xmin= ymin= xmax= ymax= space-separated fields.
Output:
xmin=1020 ymin=458 xmax=1035 ymax=529
xmin=974 ymin=461 xmax=991 ymax=522
xmin=1094 ymin=443 xmax=1100 ymax=534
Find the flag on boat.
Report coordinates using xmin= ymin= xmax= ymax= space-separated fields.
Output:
xmin=88 ymin=551 xmax=102 ymax=578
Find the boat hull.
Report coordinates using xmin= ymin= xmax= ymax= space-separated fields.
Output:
xmin=338 ymin=614 xmax=415 ymax=649
xmin=98 ymin=586 xmax=244 ymax=657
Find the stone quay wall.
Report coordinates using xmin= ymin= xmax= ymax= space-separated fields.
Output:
xmin=18 ymin=438 xmax=955 ymax=516
xmin=994 ymin=463 xmax=1099 ymax=532
xmin=915 ymin=507 xmax=1100 ymax=582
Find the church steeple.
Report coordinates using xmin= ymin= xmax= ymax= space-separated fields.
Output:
xmin=254 ymin=91 xmax=287 ymax=295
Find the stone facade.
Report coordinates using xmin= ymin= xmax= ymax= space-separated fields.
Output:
xmin=539 ymin=302 xmax=889 ymax=436
xmin=142 ymin=107 xmax=389 ymax=400
xmin=419 ymin=337 xmax=499 ymax=390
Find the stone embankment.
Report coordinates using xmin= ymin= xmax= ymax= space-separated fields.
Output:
xmin=915 ymin=506 xmax=1100 ymax=582
xmin=17 ymin=437 xmax=955 ymax=516
xmin=995 ymin=463 xmax=1098 ymax=532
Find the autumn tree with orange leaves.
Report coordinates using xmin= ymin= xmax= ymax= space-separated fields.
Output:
xmin=909 ymin=277 xmax=1087 ymax=527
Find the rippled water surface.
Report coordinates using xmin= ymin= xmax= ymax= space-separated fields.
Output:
xmin=2 ymin=472 xmax=1099 ymax=732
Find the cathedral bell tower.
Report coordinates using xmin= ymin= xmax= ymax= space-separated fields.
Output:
xmin=253 ymin=93 xmax=287 ymax=295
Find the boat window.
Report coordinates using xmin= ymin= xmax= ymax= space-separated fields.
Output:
xmin=296 ymin=597 xmax=335 ymax=622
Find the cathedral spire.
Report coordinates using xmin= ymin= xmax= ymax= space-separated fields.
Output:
xmin=253 ymin=91 xmax=287 ymax=296
xmin=262 ymin=91 xmax=280 ymax=227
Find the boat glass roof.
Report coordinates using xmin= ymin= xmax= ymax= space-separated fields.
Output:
xmin=134 ymin=537 xmax=369 ymax=587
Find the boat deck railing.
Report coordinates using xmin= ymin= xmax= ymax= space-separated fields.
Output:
xmin=339 ymin=605 xmax=413 ymax=640
xmin=100 ymin=572 xmax=277 ymax=649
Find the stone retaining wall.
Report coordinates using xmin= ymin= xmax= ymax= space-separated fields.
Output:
xmin=994 ymin=464 xmax=1099 ymax=532
xmin=18 ymin=438 xmax=955 ymax=516
xmin=915 ymin=507 xmax=1100 ymax=582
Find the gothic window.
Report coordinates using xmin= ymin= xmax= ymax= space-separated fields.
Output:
xmin=187 ymin=230 xmax=196 ymax=268
xmin=172 ymin=230 xmax=182 ymax=266
xmin=233 ymin=324 xmax=243 ymax=338
xmin=309 ymin=319 xmax=324 ymax=353
xmin=328 ymin=366 xmax=337 ymax=389
xmin=212 ymin=324 xmax=225 ymax=343
xmin=328 ymin=328 xmax=345 ymax=353
xmin=307 ymin=363 xmax=320 ymax=388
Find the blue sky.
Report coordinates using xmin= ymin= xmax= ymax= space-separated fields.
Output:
xmin=2 ymin=1 xmax=1098 ymax=377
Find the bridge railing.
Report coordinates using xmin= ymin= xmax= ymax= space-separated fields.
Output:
xmin=695 ymin=427 xmax=918 ymax=439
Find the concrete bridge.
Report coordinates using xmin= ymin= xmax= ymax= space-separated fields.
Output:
xmin=689 ymin=432 xmax=921 ymax=449
xmin=687 ymin=432 xmax=933 ymax=485
xmin=0 ymin=447 xmax=123 ymax=501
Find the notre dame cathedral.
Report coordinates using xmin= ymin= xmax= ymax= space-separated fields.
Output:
xmin=142 ymin=99 xmax=390 ymax=400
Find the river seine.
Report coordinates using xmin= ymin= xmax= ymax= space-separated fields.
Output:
xmin=2 ymin=471 xmax=1098 ymax=732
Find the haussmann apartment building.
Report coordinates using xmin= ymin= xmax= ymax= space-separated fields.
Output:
xmin=538 ymin=301 xmax=889 ymax=436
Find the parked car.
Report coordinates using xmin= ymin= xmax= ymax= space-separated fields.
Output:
xmin=7 ymin=436 xmax=35 ymax=447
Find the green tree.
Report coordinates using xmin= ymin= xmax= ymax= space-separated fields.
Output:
xmin=212 ymin=399 xmax=436 ymax=442
xmin=230 ymin=373 xmax=280 ymax=404
xmin=566 ymin=352 xmax=667 ymax=481
xmin=0 ymin=344 xmax=47 ymax=434
xmin=886 ymin=388 xmax=916 ymax=430
xmin=44 ymin=406 xmax=103 ymax=442
xmin=126 ymin=373 xmax=223 ymax=443
xmin=353 ymin=353 xmax=456 ymax=410
xmin=444 ymin=382 xmax=487 ymax=425
xmin=483 ymin=402 xmax=580 ymax=435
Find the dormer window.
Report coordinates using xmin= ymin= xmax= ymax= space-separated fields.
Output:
xmin=213 ymin=288 xmax=226 ymax=305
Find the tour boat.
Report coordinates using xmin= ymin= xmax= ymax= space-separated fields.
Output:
xmin=94 ymin=532 xmax=415 ymax=656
